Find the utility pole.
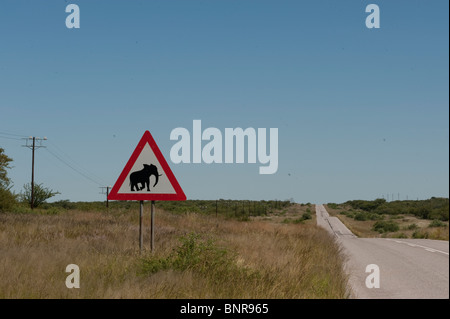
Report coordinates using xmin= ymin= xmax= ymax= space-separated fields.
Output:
xmin=22 ymin=136 xmax=47 ymax=210
xmin=100 ymin=186 xmax=111 ymax=209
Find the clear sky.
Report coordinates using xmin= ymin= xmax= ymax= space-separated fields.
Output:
xmin=0 ymin=0 xmax=448 ymax=204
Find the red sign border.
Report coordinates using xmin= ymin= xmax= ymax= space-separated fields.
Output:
xmin=108 ymin=130 xmax=186 ymax=201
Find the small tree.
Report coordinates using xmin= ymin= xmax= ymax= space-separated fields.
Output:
xmin=0 ymin=148 xmax=17 ymax=211
xmin=0 ymin=147 xmax=13 ymax=189
xmin=20 ymin=183 xmax=60 ymax=208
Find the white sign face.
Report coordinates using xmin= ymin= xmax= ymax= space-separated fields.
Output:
xmin=117 ymin=143 xmax=176 ymax=195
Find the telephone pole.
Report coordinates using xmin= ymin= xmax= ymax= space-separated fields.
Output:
xmin=22 ymin=136 xmax=47 ymax=209
xmin=100 ymin=186 xmax=112 ymax=209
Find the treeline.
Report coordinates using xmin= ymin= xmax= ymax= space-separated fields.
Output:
xmin=333 ymin=198 xmax=449 ymax=221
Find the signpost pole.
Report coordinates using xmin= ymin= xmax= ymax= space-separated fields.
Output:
xmin=151 ymin=200 xmax=155 ymax=252
xmin=139 ymin=200 xmax=144 ymax=253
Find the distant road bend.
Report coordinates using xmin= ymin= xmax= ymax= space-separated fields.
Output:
xmin=316 ymin=204 xmax=449 ymax=299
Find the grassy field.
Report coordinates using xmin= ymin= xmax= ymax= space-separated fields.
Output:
xmin=325 ymin=204 xmax=449 ymax=240
xmin=0 ymin=203 xmax=349 ymax=299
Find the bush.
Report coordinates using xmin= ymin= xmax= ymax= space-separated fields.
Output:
xmin=0 ymin=187 xmax=17 ymax=212
xmin=0 ymin=148 xmax=17 ymax=212
xmin=19 ymin=183 xmax=60 ymax=208
xmin=141 ymin=233 xmax=238 ymax=276
xmin=346 ymin=199 xmax=386 ymax=211
xmin=429 ymin=219 xmax=446 ymax=228
xmin=368 ymin=213 xmax=383 ymax=221
xmin=354 ymin=212 xmax=367 ymax=221
xmin=412 ymin=230 xmax=429 ymax=239
xmin=302 ymin=212 xmax=312 ymax=220
xmin=282 ymin=212 xmax=311 ymax=224
xmin=406 ymin=223 xmax=419 ymax=230
xmin=372 ymin=221 xmax=400 ymax=233
xmin=340 ymin=211 xmax=354 ymax=218
xmin=11 ymin=205 xmax=33 ymax=214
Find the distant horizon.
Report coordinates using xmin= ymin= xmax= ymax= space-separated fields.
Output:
xmin=42 ymin=196 xmax=449 ymax=205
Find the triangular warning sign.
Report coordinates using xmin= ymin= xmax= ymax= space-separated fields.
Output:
xmin=108 ymin=131 xmax=186 ymax=201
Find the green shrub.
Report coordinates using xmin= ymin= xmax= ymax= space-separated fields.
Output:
xmin=372 ymin=221 xmax=400 ymax=233
xmin=11 ymin=205 xmax=33 ymax=214
xmin=354 ymin=212 xmax=367 ymax=221
xmin=302 ymin=212 xmax=312 ymax=220
xmin=19 ymin=183 xmax=60 ymax=208
xmin=406 ymin=223 xmax=419 ymax=230
xmin=393 ymin=232 xmax=408 ymax=239
xmin=141 ymin=233 xmax=239 ymax=276
xmin=140 ymin=257 xmax=170 ymax=274
xmin=340 ymin=211 xmax=354 ymax=218
xmin=0 ymin=187 xmax=17 ymax=212
xmin=412 ymin=230 xmax=429 ymax=239
xmin=346 ymin=198 xmax=386 ymax=211
xmin=429 ymin=219 xmax=446 ymax=228
xmin=368 ymin=213 xmax=383 ymax=221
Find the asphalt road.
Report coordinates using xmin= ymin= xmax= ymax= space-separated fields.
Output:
xmin=316 ymin=204 xmax=449 ymax=299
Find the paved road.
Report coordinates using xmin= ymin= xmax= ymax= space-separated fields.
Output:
xmin=316 ymin=204 xmax=449 ymax=299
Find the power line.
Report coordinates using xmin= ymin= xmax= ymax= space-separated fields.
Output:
xmin=45 ymin=147 xmax=104 ymax=187
xmin=46 ymin=141 xmax=109 ymax=186
xmin=4 ymin=131 xmax=109 ymax=199
xmin=0 ymin=135 xmax=23 ymax=141
xmin=0 ymin=131 xmax=28 ymax=138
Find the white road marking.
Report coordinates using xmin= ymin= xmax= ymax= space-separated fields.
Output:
xmin=386 ymin=239 xmax=449 ymax=256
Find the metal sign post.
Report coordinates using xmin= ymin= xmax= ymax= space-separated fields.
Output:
xmin=151 ymin=200 xmax=155 ymax=252
xmin=139 ymin=200 xmax=144 ymax=253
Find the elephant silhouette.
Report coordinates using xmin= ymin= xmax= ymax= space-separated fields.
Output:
xmin=129 ymin=164 xmax=162 ymax=191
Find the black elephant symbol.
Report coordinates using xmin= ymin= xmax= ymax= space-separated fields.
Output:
xmin=129 ymin=164 xmax=162 ymax=191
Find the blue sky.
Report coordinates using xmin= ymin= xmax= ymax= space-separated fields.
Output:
xmin=0 ymin=0 xmax=448 ymax=204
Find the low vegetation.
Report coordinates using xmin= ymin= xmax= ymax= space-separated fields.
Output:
xmin=325 ymin=199 xmax=449 ymax=240
xmin=0 ymin=202 xmax=348 ymax=299
xmin=344 ymin=198 xmax=449 ymax=221
xmin=372 ymin=220 xmax=400 ymax=233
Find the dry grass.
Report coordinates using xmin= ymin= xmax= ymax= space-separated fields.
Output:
xmin=254 ymin=203 xmax=316 ymax=224
xmin=0 ymin=206 xmax=348 ymax=299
